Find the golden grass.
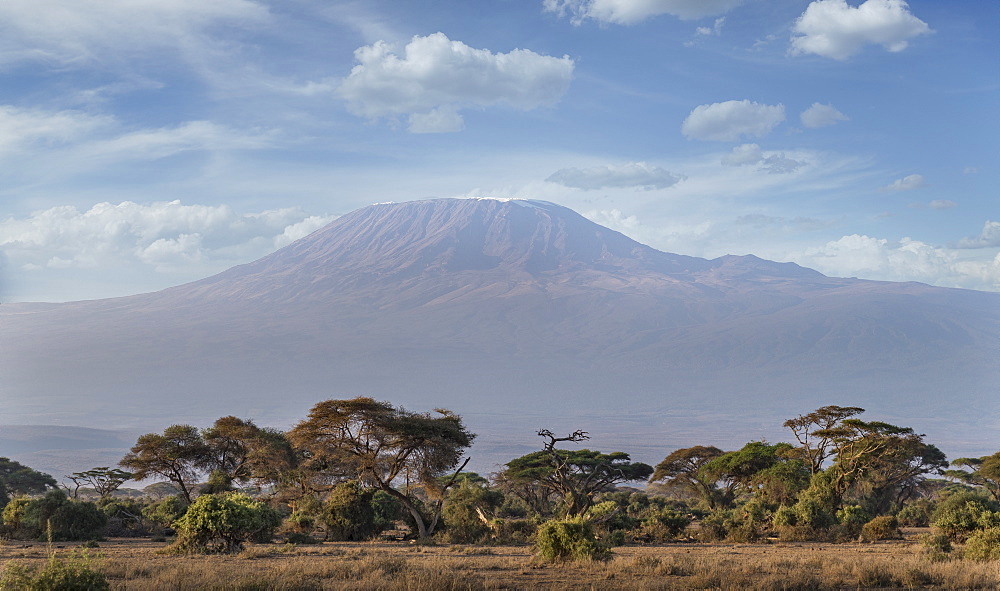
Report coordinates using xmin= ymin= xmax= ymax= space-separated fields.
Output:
xmin=1 ymin=531 xmax=998 ymax=590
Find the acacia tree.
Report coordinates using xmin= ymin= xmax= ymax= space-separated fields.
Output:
xmin=946 ymin=453 xmax=1000 ymax=502
xmin=823 ymin=419 xmax=946 ymax=503
xmin=200 ymin=416 xmax=295 ymax=492
xmin=67 ymin=467 xmax=133 ymax=499
xmin=783 ymin=405 xmax=865 ymax=474
xmin=502 ymin=429 xmax=653 ymax=517
xmin=120 ymin=425 xmax=208 ymax=503
xmin=0 ymin=457 xmax=57 ymax=506
xmin=649 ymin=445 xmax=725 ymax=508
xmin=288 ymin=397 xmax=475 ymax=539
xmin=700 ymin=441 xmax=808 ymax=508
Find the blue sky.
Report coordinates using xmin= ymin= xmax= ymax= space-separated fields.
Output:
xmin=0 ymin=0 xmax=996 ymax=302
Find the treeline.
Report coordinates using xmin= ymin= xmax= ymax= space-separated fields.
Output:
xmin=0 ymin=400 xmax=998 ymax=561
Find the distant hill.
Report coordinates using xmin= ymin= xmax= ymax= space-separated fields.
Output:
xmin=0 ymin=426 xmax=137 ymax=484
xmin=2 ymin=198 xmax=997 ymax=473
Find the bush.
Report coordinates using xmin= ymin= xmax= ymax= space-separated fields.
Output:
xmin=1 ymin=496 xmax=32 ymax=538
xmin=897 ymin=499 xmax=934 ymax=527
xmin=931 ymin=493 xmax=1000 ymax=541
xmin=638 ymin=507 xmax=690 ymax=542
xmin=99 ymin=498 xmax=148 ymax=536
xmin=964 ymin=527 xmax=1000 ymax=562
xmin=0 ymin=552 xmax=108 ymax=590
xmin=535 ymin=516 xmax=611 ymax=562
xmin=837 ymin=505 xmax=871 ymax=530
xmin=141 ymin=495 xmax=188 ymax=529
xmin=861 ymin=515 xmax=902 ymax=541
xmin=172 ymin=493 xmax=281 ymax=554
xmin=1 ymin=491 xmax=106 ymax=541
xmin=440 ymin=481 xmax=505 ymax=544
xmin=696 ymin=509 xmax=732 ymax=542
xmin=322 ymin=481 xmax=378 ymax=541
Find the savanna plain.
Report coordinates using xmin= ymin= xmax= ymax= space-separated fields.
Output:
xmin=1 ymin=531 xmax=998 ymax=590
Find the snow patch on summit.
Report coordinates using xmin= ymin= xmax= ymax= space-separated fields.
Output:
xmin=472 ymin=197 xmax=561 ymax=210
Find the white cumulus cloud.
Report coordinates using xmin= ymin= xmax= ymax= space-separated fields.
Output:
xmin=882 ymin=174 xmax=925 ymax=192
xmin=338 ymin=33 xmax=574 ymax=133
xmin=956 ymin=221 xmax=1000 ymax=249
xmin=0 ymin=200 xmax=336 ymax=274
xmin=790 ymin=0 xmax=931 ymax=60
xmin=794 ymin=234 xmax=1000 ymax=291
xmin=800 ymin=103 xmax=849 ymax=128
xmin=682 ymin=100 xmax=785 ymax=142
xmin=543 ymin=0 xmax=743 ymax=25
xmin=546 ymin=162 xmax=683 ymax=190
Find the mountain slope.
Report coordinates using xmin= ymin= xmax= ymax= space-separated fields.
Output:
xmin=2 ymin=198 xmax=997 ymax=469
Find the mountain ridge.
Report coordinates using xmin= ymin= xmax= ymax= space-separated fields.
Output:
xmin=1 ymin=197 xmax=997 ymax=471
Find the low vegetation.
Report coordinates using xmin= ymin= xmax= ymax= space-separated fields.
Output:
xmin=0 ymin=400 xmax=997 ymax=588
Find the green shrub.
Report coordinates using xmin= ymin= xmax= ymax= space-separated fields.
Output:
xmin=696 ymin=509 xmax=732 ymax=541
xmin=791 ymin=485 xmax=837 ymax=530
xmin=535 ymin=516 xmax=611 ymax=562
xmin=964 ymin=527 xmax=1000 ymax=562
xmin=99 ymin=498 xmax=148 ymax=536
xmin=897 ymin=499 xmax=934 ymax=527
xmin=837 ymin=505 xmax=870 ymax=529
xmin=141 ymin=495 xmax=188 ymax=529
xmin=931 ymin=493 xmax=1000 ymax=541
xmin=639 ymin=507 xmax=690 ymax=542
xmin=1 ymin=491 xmax=106 ymax=541
xmin=439 ymin=481 xmax=505 ymax=544
xmin=490 ymin=518 xmax=537 ymax=544
xmin=772 ymin=505 xmax=797 ymax=527
xmin=322 ymin=481 xmax=378 ymax=542
xmin=1 ymin=496 xmax=32 ymax=537
xmin=0 ymin=552 xmax=108 ymax=590
xmin=172 ymin=493 xmax=281 ymax=554
xmin=861 ymin=515 xmax=902 ymax=541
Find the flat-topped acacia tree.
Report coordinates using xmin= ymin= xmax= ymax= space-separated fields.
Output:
xmin=501 ymin=429 xmax=653 ymax=517
xmin=288 ymin=397 xmax=475 ymax=539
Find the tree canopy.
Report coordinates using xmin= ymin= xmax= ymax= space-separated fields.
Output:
xmin=120 ymin=425 xmax=208 ymax=503
xmin=502 ymin=429 xmax=653 ymax=517
xmin=0 ymin=457 xmax=57 ymax=505
xmin=288 ymin=397 xmax=475 ymax=539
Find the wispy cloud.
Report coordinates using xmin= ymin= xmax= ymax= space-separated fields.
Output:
xmin=547 ymin=162 xmax=684 ymax=190
xmin=682 ymin=100 xmax=785 ymax=142
xmin=544 ymin=0 xmax=744 ymax=25
xmin=0 ymin=0 xmax=270 ymax=69
xmin=881 ymin=174 xmax=925 ymax=192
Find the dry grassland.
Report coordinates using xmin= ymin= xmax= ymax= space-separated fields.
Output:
xmin=1 ymin=530 xmax=998 ymax=590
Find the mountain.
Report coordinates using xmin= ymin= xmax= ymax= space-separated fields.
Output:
xmin=2 ymin=198 xmax=998 ymax=473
